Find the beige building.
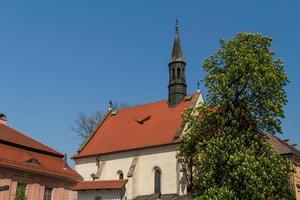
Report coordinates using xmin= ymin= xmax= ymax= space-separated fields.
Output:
xmin=268 ymin=133 xmax=300 ymax=200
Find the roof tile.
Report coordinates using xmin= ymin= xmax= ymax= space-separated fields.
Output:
xmin=73 ymin=94 xmax=199 ymax=158
xmin=73 ymin=180 xmax=127 ymax=190
xmin=0 ymin=124 xmax=62 ymax=156
xmin=0 ymin=124 xmax=81 ymax=181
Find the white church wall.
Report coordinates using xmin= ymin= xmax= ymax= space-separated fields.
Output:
xmin=74 ymin=144 xmax=179 ymax=200
xmin=181 ymin=92 xmax=204 ymax=136
xmin=75 ymin=156 xmax=97 ymax=181
xmin=99 ymin=154 xmax=133 ymax=180
xmin=134 ymin=145 xmax=178 ymax=196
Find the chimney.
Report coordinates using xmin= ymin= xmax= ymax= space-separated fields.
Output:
xmin=63 ymin=153 xmax=67 ymax=169
xmin=0 ymin=113 xmax=7 ymax=125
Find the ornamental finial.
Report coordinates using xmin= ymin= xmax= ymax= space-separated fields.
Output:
xmin=109 ymin=100 xmax=113 ymax=111
xmin=197 ymin=81 xmax=201 ymax=93
xmin=175 ymin=19 xmax=179 ymax=33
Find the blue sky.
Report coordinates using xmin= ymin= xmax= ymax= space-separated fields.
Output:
xmin=1 ymin=1 xmax=300 ymax=164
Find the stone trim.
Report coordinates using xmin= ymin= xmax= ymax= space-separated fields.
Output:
xmin=127 ymin=156 xmax=138 ymax=178
xmin=96 ymin=161 xmax=106 ymax=179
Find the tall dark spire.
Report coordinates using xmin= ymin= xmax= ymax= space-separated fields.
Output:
xmin=169 ymin=19 xmax=185 ymax=64
xmin=168 ymin=20 xmax=187 ymax=106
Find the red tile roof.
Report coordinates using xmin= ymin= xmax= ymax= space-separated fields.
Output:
xmin=0 ymin=124 xmax=62 ymax=157
xmin=0 ymin=124 xmax=81 ymax=182
xmin=73 ymin=94 xmax=199 ymax=159
xmin=73 ymin=180 xmax=128 ymax=191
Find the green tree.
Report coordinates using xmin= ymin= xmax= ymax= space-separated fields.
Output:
xmin=179 ymin=33 xmax=294 ymax=199
xmin=15 ymin=183 xmax=27 ymax=200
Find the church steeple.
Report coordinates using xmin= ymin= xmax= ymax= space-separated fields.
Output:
xmin=168 ymin=20 xmax=187 ymax=106
xmin=170 ymin=20 xmax=185 ymax=64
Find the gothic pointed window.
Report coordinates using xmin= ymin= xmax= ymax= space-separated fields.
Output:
xmin=172 ymin=68 xmax=175 ymax=80
xmin=177 ymin=68 xmax=181 ymax=79
xmin=154 ymin=167 xmax=161 ymax=194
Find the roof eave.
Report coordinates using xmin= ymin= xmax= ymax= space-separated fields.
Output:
xmin=73 ymin=179 xmax=128 ymax=191
xmin=72 ymin=141 xmax=180 ymax=160
xmin=0 ymin=160 xmax=82 ymax=182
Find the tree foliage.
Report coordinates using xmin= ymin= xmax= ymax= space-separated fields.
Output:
xmin=179 ymin=33 xmax=294 ymax=199
xmin=72 ymin=110 xmax=104 ymax=141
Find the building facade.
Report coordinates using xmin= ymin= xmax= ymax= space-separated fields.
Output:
xmin=267 ymin=133 xmax=300 ymax=200
xmin=0 ymin=114 xmax=81 ymax=200
xmin=73 ymin=92 xmax=204 ymax=200
xmin=72 ymin=24 xmax=203 ymax=200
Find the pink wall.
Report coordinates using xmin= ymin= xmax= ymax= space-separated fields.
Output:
xmin=0 ymin=167 xmax=77 ymax=200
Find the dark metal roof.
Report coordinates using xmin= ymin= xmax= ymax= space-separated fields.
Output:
xmin=134 ymin=194 xmax=191 ymax=200
xmin=267 ymin=133 xmax=300 ymax=162
xmin=169 ymin=21 xmax=185 ymax=64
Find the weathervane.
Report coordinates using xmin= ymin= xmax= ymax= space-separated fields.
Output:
xmin=175 ymin=19 xmax=179 ymax=32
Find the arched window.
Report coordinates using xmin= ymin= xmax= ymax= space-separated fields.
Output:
xmin=117 ymin=170 xmax=124 ymax=180
xmin=172 ymin=68 xmax=175 ymax=80
xmin=154 ymin=167 xmax=161 ymax=194
xmin=25 ymin=158 xmax=40 ymax=165
xmin=177 ymin=68 xmax=181 ymax=79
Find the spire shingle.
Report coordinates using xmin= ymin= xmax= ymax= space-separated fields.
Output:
xmin=169 ymin=21 xmax=185 ymax=64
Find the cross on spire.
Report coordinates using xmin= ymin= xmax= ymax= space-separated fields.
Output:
xmin=109 ymin=100 xmax=113 ymax=111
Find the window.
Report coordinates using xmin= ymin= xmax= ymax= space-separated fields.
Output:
xmin=117 ymin=170 xmax=124 ymax=180
xmin=172 ymin=68 xmax=175 ymax=80
xmin=95 ymin=196 xmax=102 ymax=200
xmin=43 ymin=187 xmax=52 ymax=200
xmin=154 ymin=167 xmax=161 ymax=194
xmin=15 ymin=183 xmax=27 ymax=199
xmin=119 ymin=172 xmax=124 ymax=180
xmin=25 ymin=158 xmax=40 ymax=165
xmin=177 ymin=68 xmax=181 ymax=79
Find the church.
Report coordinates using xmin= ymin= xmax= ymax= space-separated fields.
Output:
xmin=72 ymin=24 xmax=300 ymax=200
xmin=72 ymin=24 xmax=203 ymax=200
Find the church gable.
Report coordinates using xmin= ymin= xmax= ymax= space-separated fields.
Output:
xmin=73 ymin=94 xmax=199 ymax=159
